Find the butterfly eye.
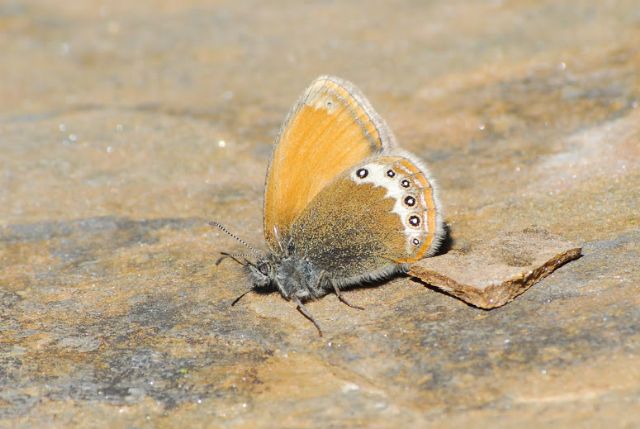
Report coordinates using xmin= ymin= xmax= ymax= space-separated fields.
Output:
xmin=409 ymin=215 xmax=421 ymax=227
xmin=386 ymin=169 xmax=395 ymax=177
xmin=401 ymin=179 xmax=411 ymax=188
xmin=258 ymin=263 xmax=269 ymax=275
xmin=404 ymin=196 xmax=416 ymax=207
xmin=356 ymin=168 xmax=368 ymax=179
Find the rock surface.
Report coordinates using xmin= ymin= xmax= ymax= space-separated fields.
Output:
xmin=410 ymin=229 xmax=582 ymax=309
xmin=1 ymin=1 xmax=639 ymax=427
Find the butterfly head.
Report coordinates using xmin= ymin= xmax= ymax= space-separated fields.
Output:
xmin=246 ymin=254 xmax=276 ymax=288
xmin=212 ymin=220 xmax=324 ymax=302
xmin=249 ymin=243 xmax=322 ymax=301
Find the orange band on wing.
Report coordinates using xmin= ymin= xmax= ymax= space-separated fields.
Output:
xmin=394 ymin=158 xmax=438 ymax=262
xmin=325 ymin=80 xmax=384 ymax=151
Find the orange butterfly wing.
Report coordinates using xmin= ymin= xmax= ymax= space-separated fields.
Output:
xmin=264 ymin=76 xmax=396 ymax=250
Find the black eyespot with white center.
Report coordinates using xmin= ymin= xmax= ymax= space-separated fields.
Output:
xmin=387 ymin=169 xmax=395 ymax=178
xmin=356 ymin=168 xmax=368 ymax=179
xmin=404 ymin=196 xmax=416 ymax=207
xmin=412 ymin=238 xmax=420 ymax=246
xmin=401 ymin=179 xmax=411 ymax=188
xmin=409 ymin=215 xmax=421 ymax=227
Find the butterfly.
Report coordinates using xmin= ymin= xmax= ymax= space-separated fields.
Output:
xmin=214 ymin=75 xmax=444 ymax=335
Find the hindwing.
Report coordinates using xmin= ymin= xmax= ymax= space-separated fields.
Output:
xmin=288 ymin=154 xmax=444 ymax=284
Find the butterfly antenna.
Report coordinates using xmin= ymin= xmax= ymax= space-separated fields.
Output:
xmin=209 ymin=221 xmax=261 ymax=257
xmin=216 ymin=252 xmax=257 ymax=268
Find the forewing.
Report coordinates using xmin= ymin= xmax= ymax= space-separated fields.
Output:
xmin=264 ymin=75 xmax=396 ymax=250
xmin=289 ymin=153 xmax=444 ymax=282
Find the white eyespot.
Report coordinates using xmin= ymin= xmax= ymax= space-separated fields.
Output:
xmin=401 ymin=179 xmax=411 ymax=188
xmin=408 ymin=215 xmax=421 ymax=227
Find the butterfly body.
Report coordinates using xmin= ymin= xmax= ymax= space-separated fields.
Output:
xmin=248 ymin=235 xmax=406 ymax=303
xmin=248 ymin=251 xmax=327 ymax=301
xmin=217 ymin=75 xmax=444 ymax=334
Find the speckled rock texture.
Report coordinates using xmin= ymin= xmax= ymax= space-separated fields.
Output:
xmin=1 ymin=1 xmax=639 ymax=428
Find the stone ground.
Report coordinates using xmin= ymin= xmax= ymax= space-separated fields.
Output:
xmin=1 ymin=1 xmax=639 ymax=427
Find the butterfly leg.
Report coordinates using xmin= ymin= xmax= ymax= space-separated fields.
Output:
xmin=322 ymin=273 xmax=364 ymax=310
xmin=231 ymin=290 xmax=253 ymax=306
xmin=291 ymin=295 xmax=323 ymax=337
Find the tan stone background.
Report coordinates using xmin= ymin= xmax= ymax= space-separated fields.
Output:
xmin=1 ymin=1 xmax=639 ymax=427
